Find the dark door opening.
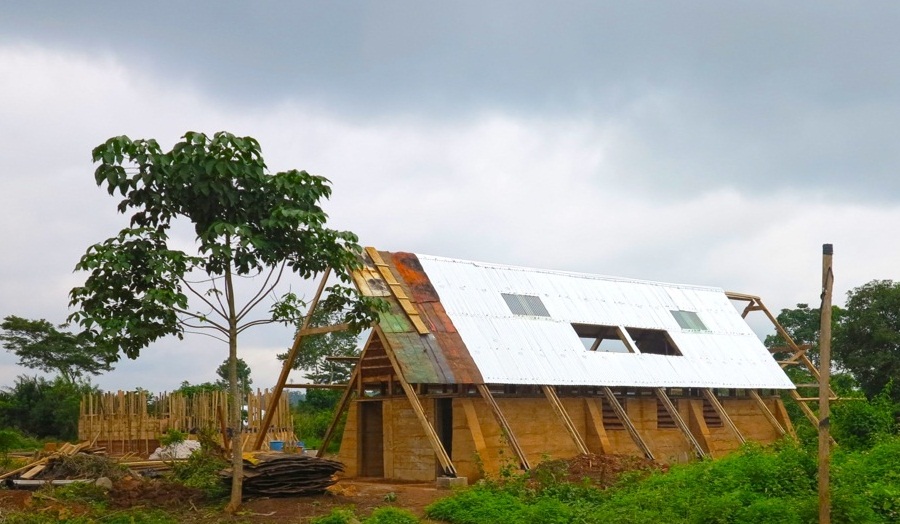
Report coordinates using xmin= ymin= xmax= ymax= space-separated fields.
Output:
xmin=360 ymin=402 xmax=384 ymax=477
xmin=435 ymin=398 xmax=453 ymax=475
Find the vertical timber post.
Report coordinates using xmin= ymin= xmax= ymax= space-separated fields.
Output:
xmin=819 ymin=243 xmax=834 ymax=524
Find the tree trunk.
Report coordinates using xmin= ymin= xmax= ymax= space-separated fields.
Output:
xmin=224 ymin=265 xmax=244 ymax=514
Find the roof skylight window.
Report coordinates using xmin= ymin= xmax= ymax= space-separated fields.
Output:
xmin=502 ymin=293 xmax=550 ymax=317
xmin=671 ymin=310 xmax=707 ymax=331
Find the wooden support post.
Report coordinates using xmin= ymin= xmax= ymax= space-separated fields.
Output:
xmin=461 ymin=399 xmax=489 ymax=463
xmin=749 ymin=390 xmax=788 ymax=437
xmin=686 ymin=400 xmax=714 ymax=455
xmin=475 ymin=384 xmax=531 ymax=470
xmin=585 ymin=398 xmax=612 ymax=453
xmin=654 ymin=388 xmax=706 ymax=459
xmin=819 ymin=243 xmax=834 ymax=524
xmin=601 ymin=387 xmax=655 ymax=460
xmin=255 ymin=268 xmax=331 ymax=450
xmin=378 ymin=326 xmax=456 ymax=476
xmin=541 ymin=385 xmax=589 ymax=455
xmin=702 ymin=389 xmax=745 ymax=445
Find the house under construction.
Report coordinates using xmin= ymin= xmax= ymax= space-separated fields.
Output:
xmin=318 ymin=249 xmax=820 ymax=482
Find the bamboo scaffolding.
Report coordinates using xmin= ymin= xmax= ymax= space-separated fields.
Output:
xmin=78 ymin=389 xmax=296 ymax=456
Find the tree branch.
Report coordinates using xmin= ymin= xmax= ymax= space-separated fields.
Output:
xmin=174 ymin=308 xmax=228 ymax=333
xmin=236 ymin=318 xmax=277 ymax=334
xmin=236 ymin=263 xmax=286 ymax=322
xmin=181 ymin=327 xmax=229 ymax=344
xmin=182 ymin=278 xmax=227 ymax=319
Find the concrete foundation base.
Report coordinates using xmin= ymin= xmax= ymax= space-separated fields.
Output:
xmin=436 ymin=476 xmax=468 ymax=489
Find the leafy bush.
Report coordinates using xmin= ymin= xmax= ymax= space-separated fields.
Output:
xmin=170 ymin=449 xmax=228 ymax=499
xmin=427 ymin=436 xmax=900 ymax=523
xmin=831 ymin=390 xmax=897 ymax=450
xmin=160 ymin=428 xmax=186 ymax=447
xmin=364 ymin=506 xmax=419 ymax=524
xmin=311 ymin=508 xmax=358 ymax=524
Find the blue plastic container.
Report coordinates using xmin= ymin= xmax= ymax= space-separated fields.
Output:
xmin=269 ymin=440 xmax=284 ymax=451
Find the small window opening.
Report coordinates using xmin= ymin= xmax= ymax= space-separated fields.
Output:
xmin=671 ymin=310 xmax=707 ymax=331
xmin=502 ymin=293 xmax=550 ymax=317
xmin=572 ymin=323 xmax=633 ymax=353
xmin=627 ymin=328 xmax=682 ymax=356
xmin=702 ymin=399 xmax=723 ymax=428
xmin=656 ymin=399 xmax=676 ymax=429
xmin=601 ymin=397 xmax=625 ymax=430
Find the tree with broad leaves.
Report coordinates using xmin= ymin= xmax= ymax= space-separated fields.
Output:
xmin=764 ymin=303 xmax=845 ymax=368
xmin=0 ymin=315 xmax=116 ymax=384
xmin=68 ymin=131 xmax=379 ymax=513
xmin=835 ymin=280 xmax=900 ymax=402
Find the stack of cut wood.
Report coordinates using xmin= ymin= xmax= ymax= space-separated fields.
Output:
xmin=0 ymin=441 xmax=102 ymax=483
xmin=222 ymin=452 xmax=344 ymax=497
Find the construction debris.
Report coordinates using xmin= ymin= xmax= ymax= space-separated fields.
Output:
xmin=0 ymin=441 xmax=177 ymax=488
xmin=149 ymin=440 xmax=201 ymax=460
xmin=222 ymin=452 xmax=344 ymax=497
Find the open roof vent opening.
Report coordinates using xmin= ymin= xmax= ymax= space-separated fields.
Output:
xmin=628 ymin=328 xmax=682 ymax=356
xmin=572 ymin=323 xmax=633 ymax=353
xmin=502 ymin=293 xmax=550 ymax=317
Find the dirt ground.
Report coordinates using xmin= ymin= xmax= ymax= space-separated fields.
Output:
xmin=0 ymin=478 xmax=452 ymax=523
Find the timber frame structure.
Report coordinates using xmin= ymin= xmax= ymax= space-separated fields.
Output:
xmin=264 ymin=249 xmax=816 ymax=482
xmin=323 ymin=250 xmax=813 ymax=481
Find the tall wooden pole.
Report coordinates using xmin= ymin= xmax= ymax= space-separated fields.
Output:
xmin=819 ymin=243 xmax=834 ymax=524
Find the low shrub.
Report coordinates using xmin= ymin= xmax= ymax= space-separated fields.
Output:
xmin=364 ymin=506 xmax=419 ymax=524
xmin=170 ymin=449 xmax=228 ymax=499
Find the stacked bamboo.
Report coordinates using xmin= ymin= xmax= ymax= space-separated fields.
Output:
xmin=79 ymin=388 xmax=296 ymax=455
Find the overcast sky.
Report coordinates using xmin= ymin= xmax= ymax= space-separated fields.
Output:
xmin=1 ymin=2 xmax=899 ymax=392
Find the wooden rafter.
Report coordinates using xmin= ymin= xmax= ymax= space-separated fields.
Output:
xmin=702 ymin=389 xmax=745 ymax=445
xmin=377 ymin=325 xmax=456 ymax=476
xmin=541 ymin=385 xmax=589 ymax=455
xmin=475 ymin=384 xmax=531 ymax=470
xmin=725 ymin=291 xmax=834 ymax=430
xmin=654 ymin=388 xmax=706 ymax=459
xmin=601 ymin=387 xmax=655 ymax=460
xmin=255 ymin=268 xmax=331 ymax=450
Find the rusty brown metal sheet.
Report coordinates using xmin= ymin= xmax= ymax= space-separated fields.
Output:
xmin=392 ymin=252 xmax=441 ymax=303
xmin=347 ymin=249 xmax=483 ymax=386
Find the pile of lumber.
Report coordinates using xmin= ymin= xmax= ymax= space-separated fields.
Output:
xmin=0 ymin=441 xmax=176 ymax=487
xmin=0 ymin=441 xmax=105 ymax=482
xmin=222 ymin=452 xmax=344 ymax=497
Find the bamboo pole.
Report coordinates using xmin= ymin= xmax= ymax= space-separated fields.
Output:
xmin=819 ymin=244 xmax=834 ymax=524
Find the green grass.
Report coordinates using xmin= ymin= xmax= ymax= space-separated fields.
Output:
xmin=425 ymin=437 xmax=900 ymax=524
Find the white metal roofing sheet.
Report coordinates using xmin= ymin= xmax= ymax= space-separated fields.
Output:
xmin=415 ymin=254 xmax=794 ymax=389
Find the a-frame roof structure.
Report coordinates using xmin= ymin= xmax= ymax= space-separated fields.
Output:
xmin=352 ymin=249 xmax=794 ymax=390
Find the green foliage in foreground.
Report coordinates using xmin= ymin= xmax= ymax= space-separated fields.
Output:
xmin=425 ymin=437 xmax=900 ymax=524
xmin=170 ymin=448 xmax=230 ymax=500
xmin=311 ymin=506 xmax=420 ymax=524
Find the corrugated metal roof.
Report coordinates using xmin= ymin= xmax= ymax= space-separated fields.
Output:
xmin=413 ymin=254 xmax=794 ymax=389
